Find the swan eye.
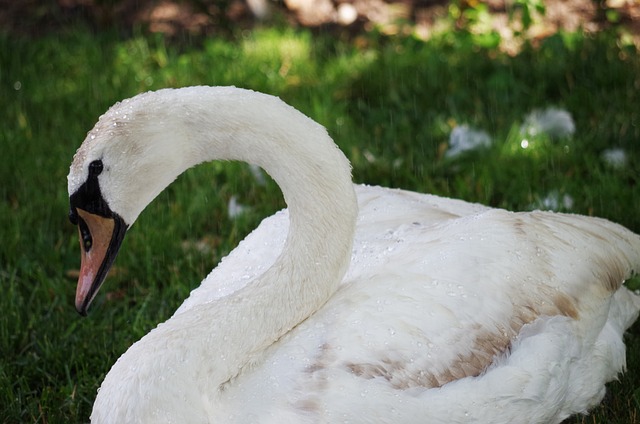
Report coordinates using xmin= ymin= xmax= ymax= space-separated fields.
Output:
xmin=89 ymin=160 xmax=103 ymax=177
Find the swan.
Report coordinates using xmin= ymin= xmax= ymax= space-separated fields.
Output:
xmin=67 ymin=86 xmax=640 ymax=424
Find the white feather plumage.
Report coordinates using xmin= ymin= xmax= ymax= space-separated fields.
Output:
xmin=68 ymin=86 xmax=640 ymax=424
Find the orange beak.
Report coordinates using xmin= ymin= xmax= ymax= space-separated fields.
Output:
xmin=74 ymin=208 xmax=127 ymax=315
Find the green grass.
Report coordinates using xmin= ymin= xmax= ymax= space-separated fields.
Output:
xmin=1 ymin=21 xmax=639 ymax=423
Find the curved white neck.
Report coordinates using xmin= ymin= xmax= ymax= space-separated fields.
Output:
xmin=94 ymin=87 xmax=358 ymax=418
xmin=182 ymin=87 xmax=358 ymax=363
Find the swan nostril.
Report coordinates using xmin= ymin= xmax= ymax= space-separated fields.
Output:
xmin=78 ymin=217 xmax=93 ymax=252
xmin=83 ymin=235 xmax=93 ymax=251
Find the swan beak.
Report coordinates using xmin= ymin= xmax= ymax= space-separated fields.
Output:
xmin=74 ymin=208 xmax=127 ymax=316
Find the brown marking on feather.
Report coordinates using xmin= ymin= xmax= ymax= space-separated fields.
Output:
xmin=604 ymin=269 xmax=623 ymax=292
xmin=551 ymin=291 xmax=579 ymax=319
xmin=294 ymin=343 xmax=332 ymax=414
xmin=296 ymin=398 xmax=321 ymax=413
xmin=342 ymin=324 xmax=512 ymax=390
xmin=340 ymin=287 xmax=582 ymax=390
xmin=595 ymin=255 xmax=627 ymax=293
xmin=302 ymin=214 xmax=633 ymax=394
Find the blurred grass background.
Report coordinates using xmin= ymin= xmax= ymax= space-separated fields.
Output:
xmin=1 ymin=1 xmax=639 ymax=422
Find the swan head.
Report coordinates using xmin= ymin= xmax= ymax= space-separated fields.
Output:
xmin=68 ymin=157 xmax=127 ymax=316
xmin=68 ymin=90 xmax=191 ymax=315
xmin=67 ymin=86 xmax=356 ymax=316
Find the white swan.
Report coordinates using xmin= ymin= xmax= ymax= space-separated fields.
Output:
xmin=67 ymin=86 xmax=640 ymax=424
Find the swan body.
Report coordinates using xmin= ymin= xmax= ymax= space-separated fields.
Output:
xmin=67 ymin=86 xmax=640 ymax=424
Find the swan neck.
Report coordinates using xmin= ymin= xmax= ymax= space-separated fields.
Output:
xmin=91 ymin=88 xmax=359 ymax=419
xmin=181 ymin=88 xmax=358 ymax=381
